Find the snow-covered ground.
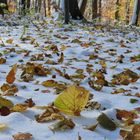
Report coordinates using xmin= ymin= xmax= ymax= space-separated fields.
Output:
xmin=0 ymin=17 xmax=140 ymax=140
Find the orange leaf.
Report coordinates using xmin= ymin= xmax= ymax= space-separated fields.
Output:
xmin=6 ymin=64 xmax=17 ymax=84
xmin=12 ymin=132 xmax=32 ymax=140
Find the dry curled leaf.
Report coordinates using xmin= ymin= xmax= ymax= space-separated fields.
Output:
xmin=85 ymin=123 xmax=98 ymax=131
xmin=130 ymin=54 xmax=140 ymax=62
xmin=120 ymin=124 xmax=140 ymax=140
xmin=112 ymin=69 xmax=139 ymax=85
xmin=42 ymin=80 xmax=66 ymax=90
xmin=111 ymin=88 xmax=130 ymax=94
xmin=116 ymin=109 xmax=138 ymax=121
xmin=0 ymin=57 xmax=6 ymax=64
xmin=1 ymin=83 xmax=18 ymax=96
xmin=85 ymin=101 xmax=101 ymax=110
xmin=12 ymin=132 xmax=33 ymax=140
xmin=21 ymin=63 xmax=48 ymax=82
xmin=99 ymin=60 xmax=107 ymax=69
xmin=88 ymin=80 xmax=103 ymax=91
xmin=6 ymin=64 xmax=17 ymax=84
xmin=35 ymin=106 xmax=63 ymax=123
xmin=11 ymin=104 xmax=28 ymax=112
xmin=89 ymin=71 xmax=108 ymax=91
xmin=24 ymin=98 xmax=35 ymax=108
xmin=49 ymin=118 xmax=75 ymax=132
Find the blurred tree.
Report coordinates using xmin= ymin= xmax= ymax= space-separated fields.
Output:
xmin=62 ymin=0 xmax=83 ymax=23
xmin=92 ymin=0 xmax=98 ymax=19
xmin=98 ymin=0 xmax=102 ymax=20
xmin=64 ymin=0 xmax=69 ymax=23
xmin=27 ymin=0 xmax=30 ymax=9
xmin=79 ymin=0 xmax=87 ymax=15
xmin=44 ymin=0 xmax=47 ymax=16
xmin=130 ymin=0 xmax=140 ymax=25
xmin=115 ymin=0 xmax=120 ymax=20
xmin=21 ymin=0 xmax=26 ymax=15
xmin=0 ymin=0 xmax=8 ymax=17
xmin=69 ymin=0 xmax=83 ymax=19
xmin=125 ymin=0 xmax=131 ymax=24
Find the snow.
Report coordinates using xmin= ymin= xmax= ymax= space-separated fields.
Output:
xmin=0 ymin=17 xmax=140 ymax=140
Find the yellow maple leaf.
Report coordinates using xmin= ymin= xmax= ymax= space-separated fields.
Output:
xmin=54 ymin=85 xmax=89 ymax=116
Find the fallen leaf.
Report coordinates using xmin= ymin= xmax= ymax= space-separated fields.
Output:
xmin=97 ymin=113 xmax=117 ymax=131
xmin=130 ymin=99 xmax=138 ymax=104
xmin=120 ymin=124 xmax=140 ymax=140
xmin=58 ymin=52 xmax=64 ymax=63
xmin=6 ymin=64 xmax=17 ymax=84
xmin=12 ymin=133 xmax=33 ymax=140
xmin=6 ymin=38 xmax=13 ymax=44
xmin=85 ymin=101 xmax=101 ymax=110
xmin=0 ymin=57 xmax=6 ymax=64
xmin=1 ymin=83 xmax=18 ymax=96
xmin=54 ymin=85 xmax=89 ymax=116
xmin=116 ymin=109 xmax=138 ymax=120
xmin=42 ymin=80 xmax=66 ymax=90
xmin=11 ymin=104 xmax=28 ymax=112
xmin=42 ymin=80 xmax=58 ymax=87
xmin=71 ymin=39 xmax=81 ymax=44
xmin=35 ymin=106 xmax=62 ymax=123
xmin=0 ymin=96 xmax=13 ymax=108
xmin=49 ymin=118 xmax=75 ymax=131
xmin=130 ymin=54 xmax=140 ymax=62
xmin=99 ymin=60 xmax=107 ymax=69
xmin=112 ymin=69 xmax=139 ymax=85
xmin=24 ymin=98 xmax=35 ymax=107
xmin=85 ymin=123 xmax=98 ymax=131
xmin=0 ymin=106 xmax=11 ymax=116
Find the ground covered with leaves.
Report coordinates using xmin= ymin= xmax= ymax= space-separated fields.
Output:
xmin=0 ymin=16 xmax=140 ymax=140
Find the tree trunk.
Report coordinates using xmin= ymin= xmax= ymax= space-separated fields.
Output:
xmin=0 ymin=0 xmax=8 ymax=17
xmin=47 ymin=0 xmax=51 ymax=16
xmin=35 ymin=0 xmax=41 ymax=13
xmin=115 ymin=0 xmax=120 ymax=20
xmin=60 ymin=0 xmax=64 ymax=12
xmin=69 ymin=0 xmax=83 ymax=19
xmin=125 ymin=0 xmax=130 ymax=24
xmin=98 ymin=0 xmax=102 ymax=20
xmin=21 ymin=0 xmax=26 ymax=15
xmin=92 ymin=0 xmax=98 ymax=19
xmin=44 ymin=0 xmax=47 ymax=16
xmin=130 ymin=0 xmax=140 ymax=25
xmin=35 ymin=0 xmax=37 ymax=12
xmin=64 ymin=0 xmax=69 ymax=23
xmin=27 ymin=0 xmax=30 ymax=9
xmin=79 ymin=0 xmax=87 ymax=15
xmin=38 ymin=0 xmax=42 ymax=13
